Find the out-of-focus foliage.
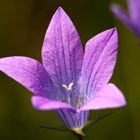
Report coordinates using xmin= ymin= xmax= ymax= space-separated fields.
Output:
xmin=0 ymin=0 xmax=139 ymax=140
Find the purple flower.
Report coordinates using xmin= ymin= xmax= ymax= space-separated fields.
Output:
xmin=0 ymin=7 xmax=126 ymax=132
xmin=111 ymin=0 xmax=140 ymax=37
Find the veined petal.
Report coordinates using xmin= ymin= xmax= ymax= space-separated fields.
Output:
xmin=32 ymin=96 xmax=89 ymax=129
xmin=56 ymin=109 xmax=89 ymax=129
xmin=31 ymin=96 xmax=74 ymax=110
xmin=111 ymin=4 xmax=139 ymax=36
xmin=0 ymin=56 xmax=54 ymax=98
xmin=80 ymin=28 xmax=118 ymax=98
xmin=78 ymin=84 xmax=126 ymax=112
xmin=128 ymin=0 xmax=140 ymax=26
xmin=42 ymin=7 xmax=84 ymax=89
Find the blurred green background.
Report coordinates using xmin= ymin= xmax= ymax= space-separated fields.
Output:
xmin=0 ymin=0 xmax=140 ymax=140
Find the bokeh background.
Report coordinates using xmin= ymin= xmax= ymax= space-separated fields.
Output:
xmin=0 ymin=0 xmax=140 ymax=140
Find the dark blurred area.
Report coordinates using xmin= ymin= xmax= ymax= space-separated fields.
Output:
xmin=0 ymin=0 xmax=139 ymax=140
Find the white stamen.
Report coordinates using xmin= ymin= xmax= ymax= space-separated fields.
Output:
xmin=68 ymin=82 xmax=74 ymax=90
xmin=62 ymin=84 xmax=68 ymax=89
xmin=76 ymin=96 xmax=83 ymax=109
xmin=62 ymin=82 xmax=74 ymax=91
xmin=62 ymin=82 xmax=74 ymax=104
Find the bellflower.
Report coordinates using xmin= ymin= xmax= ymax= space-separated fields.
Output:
xmin=111 ymin=0 xmax=140 ymax=37
xmin=0 ymin=7 xmax=126 ymax=133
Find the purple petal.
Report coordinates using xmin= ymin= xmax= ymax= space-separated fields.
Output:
xmin=128 ymin=0 xmax=140 ymax=26
xmin=32 ymin=96 xmax=89 ymax=129
xmin=111 ymin=4 xmax=140 ymax=36
xmin=79 ymin=28 xmax=118 ymax=98
xmin=78 ymin=84 xmax=126 ymax=111
xmin=31 ymin=96 xmax=74 ymax=110
xmin=56 ymin=109 xmax=89 ymax=129
xmin=0 ymin=56 xmax=54 ymax=97
xmin=42 ymin=7 xmax=84 ymax=88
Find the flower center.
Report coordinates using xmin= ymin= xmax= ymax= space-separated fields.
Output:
xmin=62 ymin=82 xmax=84 ymax=109
xmin=62 ymin=82 xmax=74 ymax=91
xmin=62 ymin=82 xmax=74 ymax=104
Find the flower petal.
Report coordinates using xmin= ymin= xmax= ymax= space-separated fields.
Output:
xmin=31 ymin=96 xmax=74 ymax=110
xmin=79 ymin=28 xmax=118 ymax=98
xmin=78 ymin=84 xmax=126 ymax=112
xmin=0 ymin=56 xmax=54 ymax=97
xmin=128 ymin=0 xmax=140 ymax=26
xmin=111 ymin=4 xmax=139 ymax=36
xmin=56 ymin=109 xmax=89 ymax=129
xmin=42 ymin=7 xmax=84 ymax=88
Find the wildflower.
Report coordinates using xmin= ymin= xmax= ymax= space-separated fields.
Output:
xmin=111 ymin=0 xmax=140 ymax=37
xmin=0 ymin=7 xmax=126 ymax=135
